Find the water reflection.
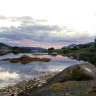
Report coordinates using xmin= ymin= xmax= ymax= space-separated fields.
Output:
xmin=0 ymin=51 xmax=10 ymax=56
xmin=0 ymin=71 xmax=19 ymax=80
xmin=0 ymin=66 xmax=20 ymax=88
xmin=0 ymin=53 xmax=85 ymax=88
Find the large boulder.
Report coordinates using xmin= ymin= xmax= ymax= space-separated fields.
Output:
xmin=29 ymin=63 xmax=96 ymax=96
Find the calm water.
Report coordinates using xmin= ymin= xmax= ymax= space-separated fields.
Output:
xmin=0 ymin=53 xmax=84 ymax=88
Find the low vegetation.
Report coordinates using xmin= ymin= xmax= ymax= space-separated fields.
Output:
xmin=49 ymin=38 xmax=96 ymax=54
xmin=47 ymin=81 xmax=76 ymax=90
xmin=71 ymin=65 xmax=94 ymax=81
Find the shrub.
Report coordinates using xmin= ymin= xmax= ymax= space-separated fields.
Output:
xmin=71 ymin=65 xmax=94 ymax=81
xmin=71 ymin=65 xmax=84 ymax=80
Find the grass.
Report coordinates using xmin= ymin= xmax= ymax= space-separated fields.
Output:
xmin=53 ymin=49 xmax=69 ymax=54
xmin=70 ymin=48 xmax=91 ymax=53
xmin=53 ymin=47 xmax=93 ymax=54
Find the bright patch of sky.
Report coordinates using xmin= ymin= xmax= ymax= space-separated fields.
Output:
xmin=0 ymin=0 xmax=96 ymax=48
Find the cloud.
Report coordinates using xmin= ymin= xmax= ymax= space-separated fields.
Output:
xmin=0 ymin=16 xmax=95 ymax=48
xmin=0 ymin=15 xmax=7 ymax=20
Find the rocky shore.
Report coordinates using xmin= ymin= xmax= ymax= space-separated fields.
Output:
xmin=0 ymin=72 xmax=57 ymax=96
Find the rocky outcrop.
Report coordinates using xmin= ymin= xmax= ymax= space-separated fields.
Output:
xmin=88 ymin=85 xmax=96 ymax=96
xmin=29 ymin=63 xmax=96 ymax=96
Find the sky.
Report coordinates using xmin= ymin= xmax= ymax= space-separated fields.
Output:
xmin=0 ymin=0 xmax=96 ymax=48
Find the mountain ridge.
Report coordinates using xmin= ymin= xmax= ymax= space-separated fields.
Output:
xmin=62 ymin=42 xmax=95 ymax=49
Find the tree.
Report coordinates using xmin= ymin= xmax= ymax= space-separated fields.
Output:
xmin=94 ymin=37 xmax=96 ymax=48
xmin=48 ymin=47 xmax=54 ymax=53
xmin=48 ymin=47 xmax=54 ymax=51
xmin=12 ymin=46 xmax=20 ymax=51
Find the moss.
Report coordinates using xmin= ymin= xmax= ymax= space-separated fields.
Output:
xmin=47 ymin=83 xmax=63 ymax=90
xmin=47 ymin=81 xmax=76 ymax=90
xmin=64 ymin=81 xmax=75 ymax=86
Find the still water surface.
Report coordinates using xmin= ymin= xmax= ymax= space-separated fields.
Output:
xmin=0 ymin=53 xmax=84 ymax=88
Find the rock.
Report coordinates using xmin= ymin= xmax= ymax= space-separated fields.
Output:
xmin=20 ymin=55 xmax=29 ymax=59
xmin=10 ymin=94 xmax=14 ymax=96
xmin=29 ymin=63 xmax=96 ymax=96
xmin=17 ymin=92 xmax=25 ymax=96
xmin=88 ymin=85 xmax=96 ymax=96
xmin=39 ymin=80 xmax=96 ymax=96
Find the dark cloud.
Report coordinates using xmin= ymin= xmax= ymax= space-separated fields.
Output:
xmin=0 ymin=16 xmax=94 ymax=48
xmin=0 ymin=23 xmax=62 ymax=42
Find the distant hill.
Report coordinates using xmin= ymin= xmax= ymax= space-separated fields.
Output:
xmin=62 ymin=44 xmax=77 ymax=48
xmin=62 ymin=42 xmax=95 ymax=49
xmin=79 ymin=42 xmax=95 ymax=46
xmin=21 ymin=47 xmax=46 ymax=50
xmin=0 ymin=43 xmax=11 ymax=48
xmin=0 ymin=42 xmax=46 ymax=51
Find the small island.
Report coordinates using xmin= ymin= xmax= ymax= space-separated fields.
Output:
xmin=0 ymin=55 xmax=51 ymax=64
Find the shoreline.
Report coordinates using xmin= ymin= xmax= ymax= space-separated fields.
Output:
xmin=29 ymin=63 xmax=96 ymax=96
xmin=0 ymin=72 xmax=58 ymax=96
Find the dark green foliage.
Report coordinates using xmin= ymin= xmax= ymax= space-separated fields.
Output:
xmin=63 ymin=49 xmax=69 ymax=53
xmin=70 ymin=46 xmax=79 ymax=50
xmin=48 ymin=47 xmax=54 ymax=53
xmin=48 ymin=47 xmax=54 ymax=51
xmin=71 ymin=65 xmax=84 ymax=80
xmin=94 ymin=38 xmax=96 ymax=48
xmin=71 ymin=65 xmax=94 ymax=81
xmin=12 ymin=46 xmax=20 ymax=51
xmin=0 ymin=43 xmax=10 ymax=48
xmin=12 ymin=46 xmax=31 ymax=53
xmin=78 ymin=44 xmax=90 ymax=48
xmin=72 ymin=54 xmax=96 ymax=66
xmin=90 ymin=48 xmax=96 ymax=52
xmin=86 ymin=56 xmax=96 ymax=65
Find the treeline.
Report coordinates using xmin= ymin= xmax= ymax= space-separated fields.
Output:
xmin=12 ymin=46 xmax=31 ymax=54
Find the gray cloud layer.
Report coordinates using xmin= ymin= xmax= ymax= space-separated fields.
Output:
xmin=0 ymin=16 xmax=94 ymax=47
